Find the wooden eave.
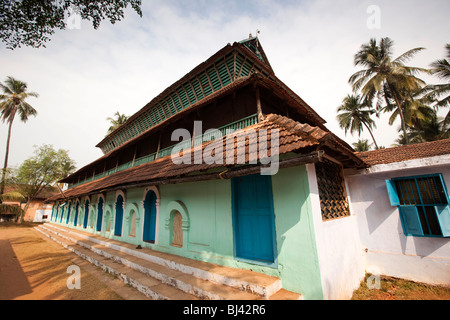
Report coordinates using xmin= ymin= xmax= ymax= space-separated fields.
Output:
xmin=50 ymin=114 xmax=365 ymax=202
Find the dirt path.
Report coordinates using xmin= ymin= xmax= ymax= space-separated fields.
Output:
xmin=0 ymin=224 xmax=147 ymax=300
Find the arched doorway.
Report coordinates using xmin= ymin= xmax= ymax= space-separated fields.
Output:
xmin=171 ymin=211 xmax=183 ymax=247
xmin=96 ymin=196 xmax=104 ymax=232
xmin=65 ymin=203 xmax=71 ymax=224
xmin=114 ymin=194 xmax=124 ymax=236
xmin=73 ymin=201 xmax=79 ymax=226
xmin=143 ymin=190 xmax=157 ymax=243
xmin=83 ymin=199 xmax=90 ymax=229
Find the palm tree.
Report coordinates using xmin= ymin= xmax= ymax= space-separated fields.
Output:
xmin=409 ymin=112 xmax=449 ymax=143
xmin=106 ymin=111 xmax=128 ymax=135
xmin=352 ymin=139 xmax=372 ymax=152
xmin=383 ymin=86 xmax=435 ymax=129
xmin=393 ymin=112 xmax=449 ymax=146
xmin=349 ymin=37 xmax=428 ymax=144
xmin=0 ymin=76 xmax=38 ymax=196
xmin=427 ymin=44 xmax=450 ymax=125
xmin=337 ymin=94 xmax=379 ymax=149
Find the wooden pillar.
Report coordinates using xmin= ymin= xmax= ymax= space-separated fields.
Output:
xmin=255 ymin=85 xmax=263 ymax=123
xmin=156 ymin=134 xmax=162 ymax=159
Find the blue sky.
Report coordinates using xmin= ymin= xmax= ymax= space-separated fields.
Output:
xmin=1 ymin=0 xmax=449 ymax=170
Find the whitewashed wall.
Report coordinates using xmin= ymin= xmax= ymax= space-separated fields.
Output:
xmin=306 ymin=164 xmax=365 ymax=300
xmin=34 ymin=206 xmax=52 ymax=222
xmin=345 ymin=157 xmax=450 ymax=286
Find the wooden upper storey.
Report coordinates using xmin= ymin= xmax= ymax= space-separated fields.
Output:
xmin=96 ymin=37 xmax=325 ymax=154
xmin=60 ymin=38 xmax=337 ymax=188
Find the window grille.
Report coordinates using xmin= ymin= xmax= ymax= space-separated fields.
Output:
xmin=315 ymin=159 xmax=350 ymax=221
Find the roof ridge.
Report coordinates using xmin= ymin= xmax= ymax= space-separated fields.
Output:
xmin=357 ymin=138 xmax=450 ymax=166
xmin=263 ymin=113 xmax=330 ymax=141
xmin=357 ymin=138 xmax=450 ymax=155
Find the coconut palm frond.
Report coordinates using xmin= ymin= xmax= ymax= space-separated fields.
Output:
xmin=106 ymin=111 xmax=129 ymax=135
xmin=349 ymin=37 xmax=428 ymax=145
xmin=393 ymin=47 xmax=426 ymax=64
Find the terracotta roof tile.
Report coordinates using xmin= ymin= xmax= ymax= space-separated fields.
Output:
xmin=357 ymin=139 xmax=450 ymax=166
xmin=48 ymin=114 xmax=359 ymax=202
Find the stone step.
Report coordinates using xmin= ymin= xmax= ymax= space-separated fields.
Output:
xmin=38 ymin=223 xmax=302 ymax=300
xmin=37 ymin=224 xmax=262 ymax=300
xmin=35 ymin=226 xmax=198 ymax=300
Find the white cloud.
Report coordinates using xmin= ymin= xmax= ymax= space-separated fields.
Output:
xmin=0 ymin=0 xmax=449 ymax=169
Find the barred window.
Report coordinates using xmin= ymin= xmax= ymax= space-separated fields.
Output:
xmin=315 ymin=159 xmax=350 ymax=221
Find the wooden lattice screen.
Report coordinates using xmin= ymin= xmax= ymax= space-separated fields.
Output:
xmin=315 ymin=159 xmax=350 ymax=221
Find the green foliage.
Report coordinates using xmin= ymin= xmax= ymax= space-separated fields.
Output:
xmin=13 ymin=144 xmax=76 ymax=209
xmin=427 ymin=44 xmax=450 ymax=126
xmin=352 ymin=139 xmax=372 ymax=152
xmin=345 ymin=38 xmax=450 ymax=146
xmin=0 ymin=76 xmax=38 ymax=123
xmin=336 ymin=94 xmax=379 ymax=149
xmin=0 ymin=0 xmax=143 ymax=49
xmin=106 ymin=111 xmax=128 ymax=135
xmin=15 ymin=144 xmax=76 ymax=188
xmin=0 ymin=76 xmax=38 ymax=196
xmin=348 ymin=37 xmax=429 ymax=145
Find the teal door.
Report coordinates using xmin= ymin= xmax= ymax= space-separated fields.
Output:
xmin=143 ymin=190 xmax=157 ymax=243
xmin=96 ymin=197 xmax=103 ymax=232
xmin=232 ymin=174 xmax=277 ymax=264
xmin=73 ymin=202 xmax=79 ymax=226
xmin=65 ymin=203 xmax=71 ymax=224
xmin=83 ymin=200 xmax=89 ymax=228
xmin=114 ymin=195 xmax=124 ymax=236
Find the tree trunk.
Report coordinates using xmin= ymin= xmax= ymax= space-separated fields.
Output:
xmin=17 ymin=201 xmax=30 ymax=224
xmin=387 ymin=83 xmax=409 ymax=144
xmin=0 ymin=116 xmax=14 ymax=197
xmin=363 ymin=122 xmax=379 ymax=149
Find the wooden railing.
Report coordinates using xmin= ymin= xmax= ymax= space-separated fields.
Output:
xmin=68 ymin=114 xmax=258 ymax=189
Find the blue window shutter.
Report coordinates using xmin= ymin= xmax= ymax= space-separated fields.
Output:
xmin=436 ymin=205 xmax=450 ymax=237
xmin=385 ymin=180 xmax=400 ymax=206
xmin=437 ymin=175 xmax=450 ymax=204
xmin=399 ymin=206 xmax=423 ymax=236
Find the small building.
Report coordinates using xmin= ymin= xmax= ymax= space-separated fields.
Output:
xmin=46 ymin=37 xmax=450 ymax=299
xmin=345 ymin=139 xmax=450 ymax=286
xmin=1 ymin=185 xmax=57 ymax=223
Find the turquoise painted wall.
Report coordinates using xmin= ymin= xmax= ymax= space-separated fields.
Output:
xmin=271 ymin=166 xmax=323 ymax=299
xmin=53 ymin=165 xmax=324 ymax=299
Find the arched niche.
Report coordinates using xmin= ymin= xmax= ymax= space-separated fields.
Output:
xmin=165 ymin=200 xmax=190 ymax=249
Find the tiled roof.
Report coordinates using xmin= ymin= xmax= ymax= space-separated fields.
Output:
xmin=48 ymin=114 xmax=361 ymax=202
xmin=356 ymin=138 xmax=450 ymax=166
xmin=97 ymin=40 xmax=327 ymax=154
xmin=61 ymin=72 xmax=331 ymax=185
xmin=3 ymin=185 xmax=59 ymax=199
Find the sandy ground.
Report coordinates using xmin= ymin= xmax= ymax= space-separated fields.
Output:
xmin=0 ymin=224 xmax=148 ymax=300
